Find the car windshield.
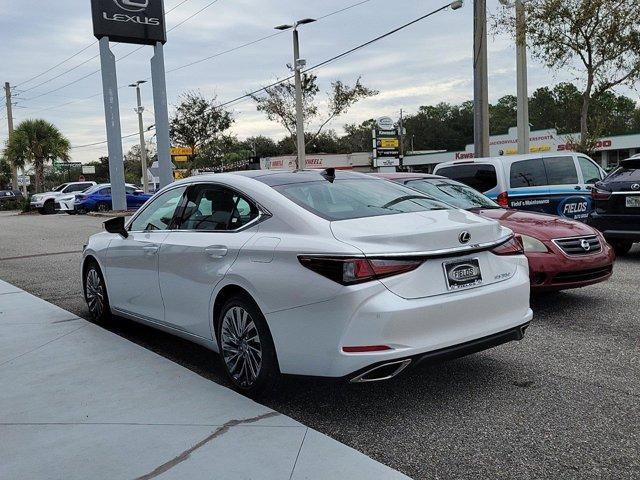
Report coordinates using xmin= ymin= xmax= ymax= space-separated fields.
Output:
xmin=84 ymin=185 xmax=106 ymax=195
xmin=404 ymin=179 xmax=500 ymax=210
xmin=273 ymin=178 xmax=450 ymax=221
xmin=605 ymin=159 xmax=640 ymax=181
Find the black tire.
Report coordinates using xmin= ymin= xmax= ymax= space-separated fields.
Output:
xmin=65 ymin=211 xmax=76 ymax=215
xmin=42 ymin=201 xmax=56 ymax=215
xmin=76 ymin=206 xmax=87 ymax=215
xmin=216 ymin=294 xmax=279 ymax=396
xmin=83 ymin=262 xmax=111 ymax=323
xmin=96 ymin=201 xmax=110 ymax=213
xmin=611 ymin=240 xmax=633 ymax=256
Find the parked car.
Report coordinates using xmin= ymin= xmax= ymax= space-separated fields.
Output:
xmin=434 ymin=153 xmax=606 ymax=221
xmin=82 ymin=170 xmax=532 ymax=395
xmin=0 ymin=190 xmax=24 ymax=205
xmin=74 ymin=184 xmax=152 ymax=214
xmin=56 ymin=185 xmax=94 ymax=214
xmin=587 ymin=157 xmax=640 ymax=255
xmin=374 ymin=173 xmax=615 ymax=292
xmin=30 ymin=181 xmax=97 ymax=214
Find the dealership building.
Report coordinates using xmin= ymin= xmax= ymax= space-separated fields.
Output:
xmin=260 ymin=127 xmax=640 ymax=172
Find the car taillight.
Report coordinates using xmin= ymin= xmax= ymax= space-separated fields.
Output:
xmin=591 ymin=188 xmax=611 ymax=200
xmin=75 ymin=194 xmax=87 ymax=201
xmin=298 ymin=256 xmax=423 ymax=285
xmin=497 ymin=191 xmax=509 ymax=208
xmin=491 ymin=236 xmax=524 ymax=256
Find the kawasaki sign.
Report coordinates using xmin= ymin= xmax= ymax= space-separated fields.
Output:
xmin=91 ymin=0 xmax=167 ymax=45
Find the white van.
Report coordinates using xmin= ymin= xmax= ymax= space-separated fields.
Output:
xmin=433 ymin=153 xmax=606 ymax=220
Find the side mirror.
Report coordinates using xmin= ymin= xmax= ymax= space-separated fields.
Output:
xmin=104 ymin=216 xmax=129 ymax=238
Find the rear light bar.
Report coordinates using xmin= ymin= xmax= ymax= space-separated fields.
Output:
xmin=591 ymin=188 xmax=611 ymax=201
xmin=342 ymin=345 xmax=393 ymax=353
xmin=298 ymin=256 xmax=423 ymax=285
xmin=490 ymin=236 xmax=524 ymax=256
xmin=496 ymin=191 xmax=509 ymax=208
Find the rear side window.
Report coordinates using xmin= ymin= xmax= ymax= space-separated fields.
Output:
xmin=543 ymin=156 xmax=578 ymax=185
xmin=274 ymin=179 xmax=449 ymax=221
xmin=510 ymin=159 xmax=547 ymax=188
xmin=436 ymin=164 xmax=498 ymax=193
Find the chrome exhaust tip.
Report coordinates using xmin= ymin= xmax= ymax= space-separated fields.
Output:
xmin=350 ymin=359 xmax=412 ymax=383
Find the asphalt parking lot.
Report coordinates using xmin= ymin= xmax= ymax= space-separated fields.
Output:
xmin=1 ymin=211 xmax=638 ymax=480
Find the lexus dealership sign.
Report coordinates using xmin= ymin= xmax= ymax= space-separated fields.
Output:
xmin=91 ymin=0 xmax=167 ymax=45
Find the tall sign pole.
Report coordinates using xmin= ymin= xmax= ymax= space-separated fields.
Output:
xmin=4 ymin=82 xmax=17 ymax=190
xmin=151 ymin=42 xmax=173 ymax=188
xmin=98 ymin=37 xmax=127 ymax=211
xmin=515 ymin=0 xmax=530 ymax=154
xmin=92 ymin=0 xmax=170 ymax=205
xmin=473 ymin=0 xmax=490 ymax=158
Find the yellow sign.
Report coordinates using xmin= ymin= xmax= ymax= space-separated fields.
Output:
xmin=174 ymin=170 xmax=188 ymax=180
xmin=171 ymin=147 xmax=193 ymax=156
xmin=379 ymin=138 xmax=399 ymax=148
xmin=173 ymin=156 xmax=189 ymax=163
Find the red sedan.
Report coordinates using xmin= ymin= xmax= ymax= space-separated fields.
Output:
xmin=374 ymin=173 xmax=615 ymax=292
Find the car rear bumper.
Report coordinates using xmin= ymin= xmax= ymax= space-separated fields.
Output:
xmin=587 ymin=213 xmax=640 ymax=241
xmin=266 ymin=259 xmax=532 ymax=378
xmin=56 ymin=201 xmax=74 ymax=211
xmin=527 ymin=241 xmax=615 ymax=291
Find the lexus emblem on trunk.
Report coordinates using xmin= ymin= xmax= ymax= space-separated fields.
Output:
xmin=114 ymin=0 xmax=149 ymax=12
xmin=581 ymin=239 xmax=591 ymax=252
xmin=632 ymin=183 xmax=640 ymax=190
xmin=459 ymin=231 xmax=472 ymax=244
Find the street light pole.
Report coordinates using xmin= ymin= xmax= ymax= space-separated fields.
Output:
xmin=515 ymin=0 xmax=530 ymax=154
xmin=473 ymin=0 xmax=490 ymax=158
xmin=4 ymin=82 xmax=17 ymax=190
xmin=130 ymin=80 xmax=149 ymax=193
xmin=275 ymin=18 xmax=316 ymax=170
xmin=292 ymin=29 xmax=306 ymax=170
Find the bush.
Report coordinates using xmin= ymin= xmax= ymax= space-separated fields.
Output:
xmin=0 ymin=198 xmax=31 ymax=212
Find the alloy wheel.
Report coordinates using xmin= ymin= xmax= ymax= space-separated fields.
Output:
xmin=220 ymin=306 xmax=263 ymax=388
xmin=85 ymin=269 xmax=105 ymax=318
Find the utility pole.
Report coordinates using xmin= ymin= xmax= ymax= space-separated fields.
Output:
xmin=130 ymin=80 xmax=149 ymax=193
xmin=275 ymin=18 xmax=316 ymax=170
xmin=473 ymin=0 xmax=490 ymax=158
xmin=399 ymin=109 xmax=405 ymax=167
xmin=4 ymin=82 xmax=17 ymax=190
xmin=515 ymin=0 xmax=530 ymax=154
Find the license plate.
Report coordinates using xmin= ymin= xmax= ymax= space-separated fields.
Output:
xmin=626 ymin=196 xmax=640 ymax=208
xmin=443 ymin=258 xmax=483 ymax=291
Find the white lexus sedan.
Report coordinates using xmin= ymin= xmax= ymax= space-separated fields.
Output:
xmin=82 ymin=170 xmax=532 ymax=395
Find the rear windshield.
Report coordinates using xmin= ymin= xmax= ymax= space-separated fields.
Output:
xmin=606 ymin=161 xmax=640 ymax=181
xmin=273 ymin=179 xmax=450 ymax=221
xmin=405 ymin=179 xmax=500 ymax=210
xmin=436 ymin=164 xmax=498 ymax=192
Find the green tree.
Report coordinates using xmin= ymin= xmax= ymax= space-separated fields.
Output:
xmin=338 ymin=119 xmax=376 ymax=153
xmin=489 ymin=95 xmax=517 ymax=135
xmin=250 ymin=74 xmax=377 ymax=162
xmin=3 ymin=119 xmax=71 ymax=193
xmin=0 ymin=156 xmax=12 ymax=188
xmin=495 ymin=0 xmax=640 ymax=149
xmin=403 ymin=102 xmax=474 ymax=152
xmin=169 ymin=91 xmax=233 ymax=155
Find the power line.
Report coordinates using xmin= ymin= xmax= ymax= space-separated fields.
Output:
xmin=213 ymin=2 xmax=456 ymax=110
xmin=22 ymin=0 xmax=375 ymax=114
xmin=13 ymin=0 xmax=190 ymax=89
xmin=71 ymin=130 xmax=155 ymax=150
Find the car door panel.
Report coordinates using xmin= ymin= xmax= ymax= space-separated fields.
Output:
xmin=105 ymin=231 xmax=169 ymax=321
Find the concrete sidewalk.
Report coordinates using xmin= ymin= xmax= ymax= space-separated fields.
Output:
xmin=0 ymin=279 xmax=410 ymax=480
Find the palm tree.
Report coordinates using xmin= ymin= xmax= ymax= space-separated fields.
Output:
xmin=3 ymin=119 xmax=71 ymax=193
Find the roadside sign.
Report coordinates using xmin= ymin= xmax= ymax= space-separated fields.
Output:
xmin=82 ymin=165 xmax=96 ymax=175
xmin=173 ymin=156 xmax=189 ymax=163
xmin=171 ymin=147 xmax=193 ymax=156
xmin=374 ymin=158 xmax=400 ymax=168
xmin=379 ymin=138 xmax=399 ymax=149
xmin=91 ymin=0 xmax=167 ymax=46
xmin=17 ymin=175 xmax=30 ymax=187
xmin=377 ymin=117 xmax=395 ymax=130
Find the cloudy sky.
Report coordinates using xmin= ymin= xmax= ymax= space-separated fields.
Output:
xmin=0 ymin=0 xmax=627 ymax=163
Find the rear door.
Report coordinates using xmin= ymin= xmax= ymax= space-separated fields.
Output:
xmin=158 ymin=183 xmax=261 ymax=338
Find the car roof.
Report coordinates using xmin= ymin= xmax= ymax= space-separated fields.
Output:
xmin=182 ymin=169 xmax=372 ymax=187
xmin=371 ymin=172 xmax=445 ymax=181
xmin=435 ymin=152 xmax=590 ymax=167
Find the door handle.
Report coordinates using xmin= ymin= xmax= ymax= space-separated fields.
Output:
xmin=143 ymin=245 xmax=159 ymax=255
xmin=205 ymin=246 xmax=228 ymax=259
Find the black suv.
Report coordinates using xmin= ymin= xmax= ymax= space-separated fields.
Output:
xmin=588 ymin=157 xmax=640 ymax=254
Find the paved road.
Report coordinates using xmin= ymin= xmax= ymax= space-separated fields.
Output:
xmin=1 ymin=211 xmax=639 ymax=480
